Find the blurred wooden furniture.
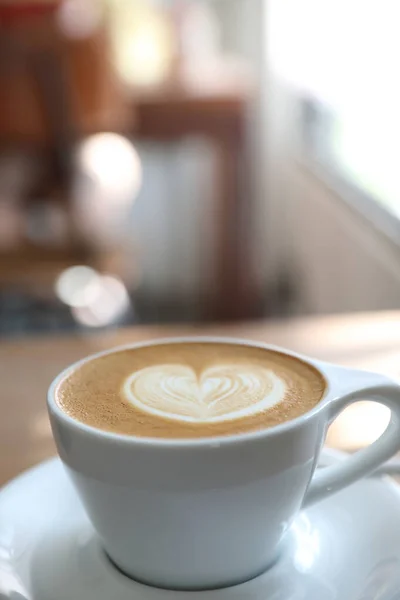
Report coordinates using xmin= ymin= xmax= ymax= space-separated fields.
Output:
xmin=1 ymin=310 xmax=400 ymax=486
xmin=134 ymin=73 xmax=255 ymax=320
xmin=0 ymin=1 xmax=255 ymax=319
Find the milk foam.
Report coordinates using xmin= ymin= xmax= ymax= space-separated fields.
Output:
xmin=123 ymin=364 xmax=287 ymax=423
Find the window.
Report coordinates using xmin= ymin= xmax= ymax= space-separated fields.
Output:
xmin=270 ymin=0 xmax=400 ymax=221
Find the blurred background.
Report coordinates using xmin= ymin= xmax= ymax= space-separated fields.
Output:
xmin=1 ymin=0 xmax=399 ymax=337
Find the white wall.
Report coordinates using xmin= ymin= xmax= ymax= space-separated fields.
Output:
xmin=289 ymin=164 xmax=400 ymax=314
xmin=129 ymin=140 xmax=215 ymax=300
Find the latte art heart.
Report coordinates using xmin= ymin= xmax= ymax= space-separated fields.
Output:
xmin=123 ymin=364 xmax=287 ymax=422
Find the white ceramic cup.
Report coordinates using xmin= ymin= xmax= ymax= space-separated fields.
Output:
xmin=47 ymin=338 xmax=400 ymax=590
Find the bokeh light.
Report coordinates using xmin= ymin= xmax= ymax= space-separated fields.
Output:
xmin=71 ymin=274 xmax=130 ymax=327
xmin=108 ymin=0 xmax=175 ymax=87
xmin=55 ymin=266 xmax=101 ymax=308
xmin=55 ymin=266 xmax=131 ymax=328
xmin=78 ymin=133 xmax=142 ymax=197
xmin=57 ymin=0 xmax=102 ymax=39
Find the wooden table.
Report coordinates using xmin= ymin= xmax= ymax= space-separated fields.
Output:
xmin=2 ymin=310 xmax=400 ymax=487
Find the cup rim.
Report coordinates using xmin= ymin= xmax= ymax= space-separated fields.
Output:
xmin=47 ymin=336 xmax=332 ymax=448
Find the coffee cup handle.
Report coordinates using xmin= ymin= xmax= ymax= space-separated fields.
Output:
xmin=303 ymin=369 xmax=400 ymax=508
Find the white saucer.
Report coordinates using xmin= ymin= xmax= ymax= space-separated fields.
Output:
xmin=1 ymin=452 xmax=400 ymax=600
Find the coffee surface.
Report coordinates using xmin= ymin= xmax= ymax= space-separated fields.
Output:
xmin=56 ymin=342 xmax=326 ymax=438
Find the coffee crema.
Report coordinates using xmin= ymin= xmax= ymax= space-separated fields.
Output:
xmin=55 ymin=342 xmax=326 ymax=438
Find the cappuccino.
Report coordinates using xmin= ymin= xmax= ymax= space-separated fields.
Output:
xmin=56 ymin=341 xmax=326 ymax=438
